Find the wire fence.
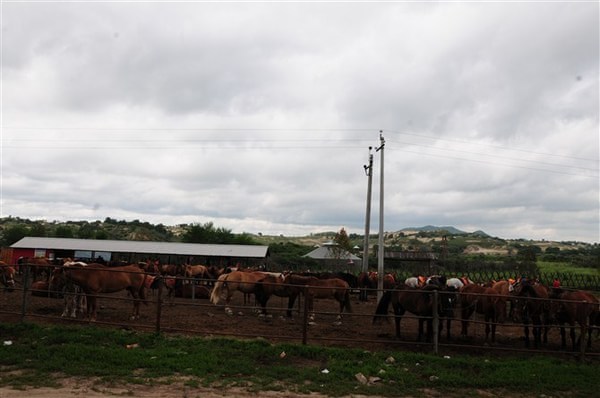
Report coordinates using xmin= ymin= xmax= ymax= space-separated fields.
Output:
xmin=1 ymin=263 xmax=599 ymax=360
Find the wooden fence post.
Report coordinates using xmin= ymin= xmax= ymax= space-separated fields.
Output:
xmin=155 ymin=278 xmax=163 ymax=334
xmin=20 ymin=265 xmax=31 ymax=323
xmin=302 ymin=293 xmax=309 ymax=345
xmin=433 ymin=290 xmax=439 ymax=355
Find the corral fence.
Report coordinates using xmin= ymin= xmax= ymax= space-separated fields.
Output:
xmin=1 ymin=262 xmax=599 ymax=360
xmin=390 ymin=270 xmax=600 ymax=291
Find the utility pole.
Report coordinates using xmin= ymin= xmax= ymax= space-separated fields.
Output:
xmin=360 ymin=146 xmax=374 ymax=301
xmin=376 ymin=131 xmax=385 ymax=302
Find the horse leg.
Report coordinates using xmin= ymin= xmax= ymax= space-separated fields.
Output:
xmin=77 ymin=292 xmax=87 ymax=318
xmin=446 ymin=317 xmax=452 ymax=340
xmin=559 ymin=324 xmax=567 ymax=349
xmin=570 ymin=326 xmax=577 ymax=351
xmin=307 ymin=296 xmax=315 ymax=321
xmin=392 ymin=303 xmax=403 ymax=339
xmin=484 ymin=314 xmax=491 ymax=344
xmin=533 ymin=318 xmax=541 ymax=349
xmin=427 ymin=318 xmax=434 ymax=343
xmin=523 ymin=318 xmax=531 ymax=349
xmin=460 ymin=306 xmax=474 ymax=338
xmin=286 ymin=294 xmax=297 ymax=318
xmin=88 ymin=295 xmax=97 ymax=322
xmin=417 ymin=318 xmax=424 ymax=342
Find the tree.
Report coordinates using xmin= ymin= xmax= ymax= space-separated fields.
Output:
xmin=55 ymin=226 xmax=74 ymax=238
xmin=182 ymin=222 xmax=238 ymax=244
xmin=29 ymin=223 xmax=47 ymax=238
xmin=330 ymin=227 xmax=352 ymax=260
xmin=1 ymin=225 xmax=28 ymax=246
xmin=334 ymin=228 xmax=351 ymax=251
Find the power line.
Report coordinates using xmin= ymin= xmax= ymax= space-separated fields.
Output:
xmin=386 ymin=129 xmax=598 ymax=163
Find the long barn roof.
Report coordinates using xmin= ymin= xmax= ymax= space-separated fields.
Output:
xmin=11 ymin=237 xmax=269 ymax=258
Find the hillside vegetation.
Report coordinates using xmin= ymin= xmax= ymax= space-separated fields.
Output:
xmin=1 ymin=216 xmax=598 ymax=275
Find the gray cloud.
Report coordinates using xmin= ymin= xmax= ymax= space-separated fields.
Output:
xmin=2 ymin=2 xmax=598 ymax=242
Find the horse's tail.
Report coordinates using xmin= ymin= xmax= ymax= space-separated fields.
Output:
xmin=373 ymin=290 xmax=392 ymax=324
xmin=210 ymin=274 xmax=228 ymax=304
xmin=343 ymin=289 xmax=352 ymax=313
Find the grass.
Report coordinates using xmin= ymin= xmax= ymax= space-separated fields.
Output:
xmin=1 ymin=323 xmax=599 ymax=397
xmin=537 ymin=261 xmax=599 ymax=277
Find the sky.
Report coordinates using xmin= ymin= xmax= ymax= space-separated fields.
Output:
xmin=1 ymin=2 xmax=598 ymax=243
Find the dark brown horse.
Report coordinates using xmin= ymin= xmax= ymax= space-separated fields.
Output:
xmin=159 ymin=264 xmax=186 ymax=277
xmin=60 ymin=262 xmax=147 ymax=321
xmin=0 ymin=262 xmax=16 ymax=292
xmin=19 ymin=256 xmax=53 ymax=282
xmin=285 ymin=274 xmax=352 ymax=321
xmin=358 ymin=271 xmax=396 ymax=300
xmin=254 ymin=274 xmax=303 ymax=317
xmin=512 ymin=281 xmax=550 ymax=349
xmin=549 ymin=288 xmax=599 ymax=352
xmin=458 ymin=284 xmax=504 ymax=344
xmin=373 ymin=283 xmax=452 ymax=342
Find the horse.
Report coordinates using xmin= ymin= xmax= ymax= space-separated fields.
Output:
xmin=285 ymin=274 xmax=352 ymax=321
xmin=209 ymin=270 xmax=269 ymax=311
xmin=549 ymin=288 xmax=599 ymax=352
xmin=405 ymin=275 xmax=446 ymax=289
xmin=489 ymin=280 xmax=515 ymax=322
xmin=357 ymin=271 xmax=376 ymax=294
xmin=458 ymin=284 xmax=503 ymax=344
xmin=159 ymin=264 xmax=185 ymax=277
xmin=254 ymin=273 xmax=303 ymax=317
xmin=512 ymin=281 xmax=550 ymax=349
xmin=446 ymin=276 xmax=474 ymax=290
xmin=60 ymin=262 xmax=147 ymax=321
xmin=373 ymin=283 xmax=451 ymax=342
xmin=169 ymin=277 xmax=211 ymax=299
xmin=184 ymin=264 xmax=218 ymax=286
xmin=0 ymin=262 xmax=16 ymax=292
xmin=18 ymin=256 xmax=53 ymax=282
xmin=48 ymin=264 xmax=88 ymax=318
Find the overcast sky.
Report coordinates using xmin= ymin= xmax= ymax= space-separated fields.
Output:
xmin=1 ymin=2 xmax=598 ymax=243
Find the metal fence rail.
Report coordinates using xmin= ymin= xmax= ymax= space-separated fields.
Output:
xmin=1 ymin=263 xmax=599 ymax=360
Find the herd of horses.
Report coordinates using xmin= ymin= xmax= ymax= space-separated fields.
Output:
xmin=2 ymin=258 xmax=599 ymax=352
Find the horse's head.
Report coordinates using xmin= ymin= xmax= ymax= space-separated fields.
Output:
xmin=1 ymin=266 xmax=16 ymax=291
xmin=48 ymin=267 xmax=66 ymax=292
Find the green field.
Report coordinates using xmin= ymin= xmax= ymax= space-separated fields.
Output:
xmin=0 ymin=323 xmax=598 ymax=397
xmin=537 ymin=261 xmax=600 ymax=276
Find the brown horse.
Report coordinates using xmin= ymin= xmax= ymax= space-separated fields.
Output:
xmin=159 ymin=264 xmax=185 ymax=277
xmin=512 ymin=281 xmax=550 ymax=349
xmin=48 ymin=265 xmax=88 ymax=318
xmin=373 ymin=283 xmax=452 ymax=342
xmin=458 ymin=284 xmax=503 ymax=344
xmin=0 ymin=262 xmax=16 ymax=291
xmin=19 ymin=256 xmax=53 ymax=282
xmin=184 ymin=264 xmax=219 ymax=286
xmin=285 ymin=274 xmax=352 ymax=321
xmin=209 ymin=270 xmax=269 ymax=310
xmin=254 ymin=273 xmax=303 ymax=317
xmin=549 ymin=288 xmax=599 ymax=352
xmin=489 ymin=280 xmax=515 ymax=322
xmin=60 ymin=262 xmax=147 ymax=321
xmin=169 ymin=277 xmax=211 ymax=299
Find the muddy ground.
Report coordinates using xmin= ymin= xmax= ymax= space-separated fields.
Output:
xmin=1 ymin=278 xmax=597 ymax=355
xmin=1 ymin=279 xmax=598 ymax=398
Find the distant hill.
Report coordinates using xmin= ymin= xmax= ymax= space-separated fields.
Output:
xmin=400 ymin=225 xmax=469 ymax=235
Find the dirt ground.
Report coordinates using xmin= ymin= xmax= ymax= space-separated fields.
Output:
xmin=1 ymin=280 xmax=598 ymax=397
xmin=0 ymin=283 xmax=550 ymax=352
